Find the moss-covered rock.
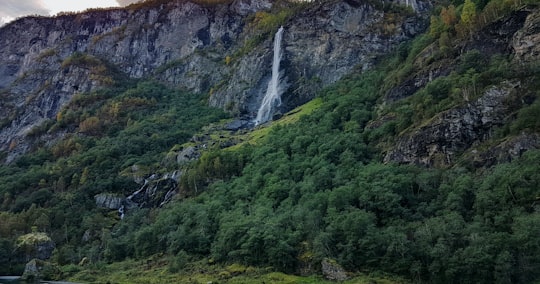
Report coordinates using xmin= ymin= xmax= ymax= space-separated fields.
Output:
xmin=21 ymin=258 xmax=61 ymax=281
xmin=15 ymin=232 xmax=55 ymax=262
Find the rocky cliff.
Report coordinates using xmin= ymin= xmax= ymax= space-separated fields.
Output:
xmin=0 ymin=0 xmax=426 ymax=162
xmin=384 ymin=8 xmax=540 ymax=167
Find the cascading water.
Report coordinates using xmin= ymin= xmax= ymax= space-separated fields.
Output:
xmin=255 ymin=26 xmax=284 ymax=125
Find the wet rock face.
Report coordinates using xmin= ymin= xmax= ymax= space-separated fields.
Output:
xmin=211 ymin=0 xmax=427 ymax=115
xmin=95 ymin=193 xmax=124 ymax=209
xmin=384 ymin=82 xmax=524 ymax=167
xmin=0 ymin=0 xmax=426 ymax=161
xmin=0 ymin=0 xmax=271 ymax=162
xmin=126 ymin=173 xmax=179 ymax=209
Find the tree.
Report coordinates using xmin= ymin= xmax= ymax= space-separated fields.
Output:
xmin=441 ymin=5 xmax=458 ymax=27
xmin=430 ymin=15 xmax=445 ymax=38
xmin=461 ymin=0 xmax=477 ymax=31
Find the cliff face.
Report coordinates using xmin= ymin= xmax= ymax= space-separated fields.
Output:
xmin=384 ymin=8 xmax=540 ymax=167
xmin=0 ymin=0 xmax=426 ymax=162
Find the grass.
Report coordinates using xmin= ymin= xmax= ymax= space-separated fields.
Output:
xmin=16 ymin=232 xmax=52 ymax=247
xmin=227 ymin=97 xmax=323 ymax=150
xmin=66 ymin=257 xmax=407 ymax=284
xmin=169 ymin=97 xmax=323 ymax=157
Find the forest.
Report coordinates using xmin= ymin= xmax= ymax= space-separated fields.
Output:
xmin=0 ymin=0 xmax=539 ymax=282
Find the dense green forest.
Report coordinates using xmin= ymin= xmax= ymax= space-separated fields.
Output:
xmin=1 ymin=0 xmax=539 ymax=283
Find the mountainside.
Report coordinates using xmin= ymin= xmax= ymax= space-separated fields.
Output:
xmin=0 ymin=0 xmax=539 ymax=283
xmin=0 ymin=0 xmax=425 ymax=163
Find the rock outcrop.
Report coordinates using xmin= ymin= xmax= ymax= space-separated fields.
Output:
xmin=384 ymin=8 xmax=540 ymax=167
xmin=0 ymin=0 xmax=427 ymax=162
xmin=15 ymin=232 xmax=55 ymax=262
xmin=93 ymin=173 xmax=180 ymax=218
xmin=21 ymin=259 xmax=61 ymax=282
xmin=126 ymin=174 xmax=179 ymax=208
xmin=321 ymin=258 xmax=349 ymax=281
xmin=512 ymin=9 xmax=540 ymax=62
xmin=95 ymin=193 xmax=124 ymax=209
xmin=385 ymin=82 xmax=523 ymax=166
xmin=386 ymin=9 xmax=532 ymax=102
xmin=468 ymin=133 xmax=540 ymax=168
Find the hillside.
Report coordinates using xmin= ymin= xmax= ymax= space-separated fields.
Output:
xmin=0 ymin=0 xmax=539 ymax=283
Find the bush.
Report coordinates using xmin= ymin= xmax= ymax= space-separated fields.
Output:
xmin=168 ymin=250 xmax=189 ymax=273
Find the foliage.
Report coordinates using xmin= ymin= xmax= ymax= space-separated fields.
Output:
xmin=1 ymin=0 xmax=539 ymax=282
xmin=93 ymin=61 xmax=539 ymax=283
xmin=0 ymin=80 xmax=226 ymax=274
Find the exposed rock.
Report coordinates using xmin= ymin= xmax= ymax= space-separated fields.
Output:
xmin=386 ymin=9 xmax=533 ymax=103
xmin=15 ymin=232 xmax=55 ymax=262
xmin=385 ymin=81 xmax=522 ymax=167
xmin=81 ymin=230 xmax=92 ymax=243
xmin=321 ymin=258 xmax=349 ymax=281
xmin=469 ymin=133 xmax=540 ymax=168
xmin=94 ymin=193 xmax=124 ymax=209
xmin=127 ymin=174 xmax=178 ymax=208
xmin=238 ymin=0 xmax=427 ymax=115
xmin=0 ymin=0 xmax=427 ymax=161
xmin=224 ymin=119 xmax=252 ymax=131
xmin=0 ymin=0 xmax=272 ymax=162
xmin=466 ymin=10 xmax=530 ymax=55
xmin=512 ymin=9 xmax=540 ymax=63
xmin=177 ymin=146 xmax=200 ymax=164
xmin=386 ymin=59 xmax=453 ymax=102
xmin=21 ymin=258 xmax=61 ymax=282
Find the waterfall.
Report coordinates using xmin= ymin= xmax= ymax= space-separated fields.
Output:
xmin=255 ymin=26 xmax=284 ymax=125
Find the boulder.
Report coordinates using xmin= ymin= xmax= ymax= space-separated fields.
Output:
xmin=321 ymin=258 xmax=349 ymax=281
xmin=224 ymin=119 xmax=251 ymax=131
xmin=21 ymin=258 xmax=61 ymax=282
xmin=15 ymin=232 xmax=55 ymax=262
xmin=177 ymin=146 xmax=200 ymax=164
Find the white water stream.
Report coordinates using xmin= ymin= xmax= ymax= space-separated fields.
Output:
xmin=255 ymin=26 xmax=285 ymax=125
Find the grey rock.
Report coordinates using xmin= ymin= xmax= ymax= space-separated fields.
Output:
xmin=21 ymin=259 xmax=41 ymax=282
xmin=94 ymin=193 xmax=124 ymax=209
xmin=177 ymin=146 xmax=200 ymax=164
xmin=224 ymin=119 xmax=251 ymax=131
xmin=21 ymin=259 xmax=60 ymax=282
xmin=465 ymin=10 xmax=529 ymax=55
xmin=0 ymin=0 xmax=427 ymax=161
xmin=512 ymin=9 xmax=540 ymax=63
xmin=385 ymin=82 xmax=521 ymax=167
xmin=127 ymin=175 xmax=178 ymax=208
xmin=321 ymin=258 xmax=349 ymax=281
xmin=469 ymin=133 xmax=540 ymax=168
xmin=15 ymin=233 xmax=55 ymax=262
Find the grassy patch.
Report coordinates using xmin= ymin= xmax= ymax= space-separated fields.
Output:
xmin=67 ymin=257 xmax=406 ymax=284
xmin=228 ymin=97 xmax=323 ymax=150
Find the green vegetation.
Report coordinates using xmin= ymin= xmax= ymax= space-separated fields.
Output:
xmin=0 ymin=0 xmax=539 ymax=283
xmin=0 ymin=80 xmax=227 ymax=275
xmin=66 ymin=258 xmax=403 ymax=284
xmin=232 ymin=1 xmax=310 ymax=59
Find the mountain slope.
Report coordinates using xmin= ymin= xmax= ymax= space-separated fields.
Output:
xmin=0 ymin=0 xmax=425 ymax=163
xmin=0 ymin=0 xmax=539 ymax=283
